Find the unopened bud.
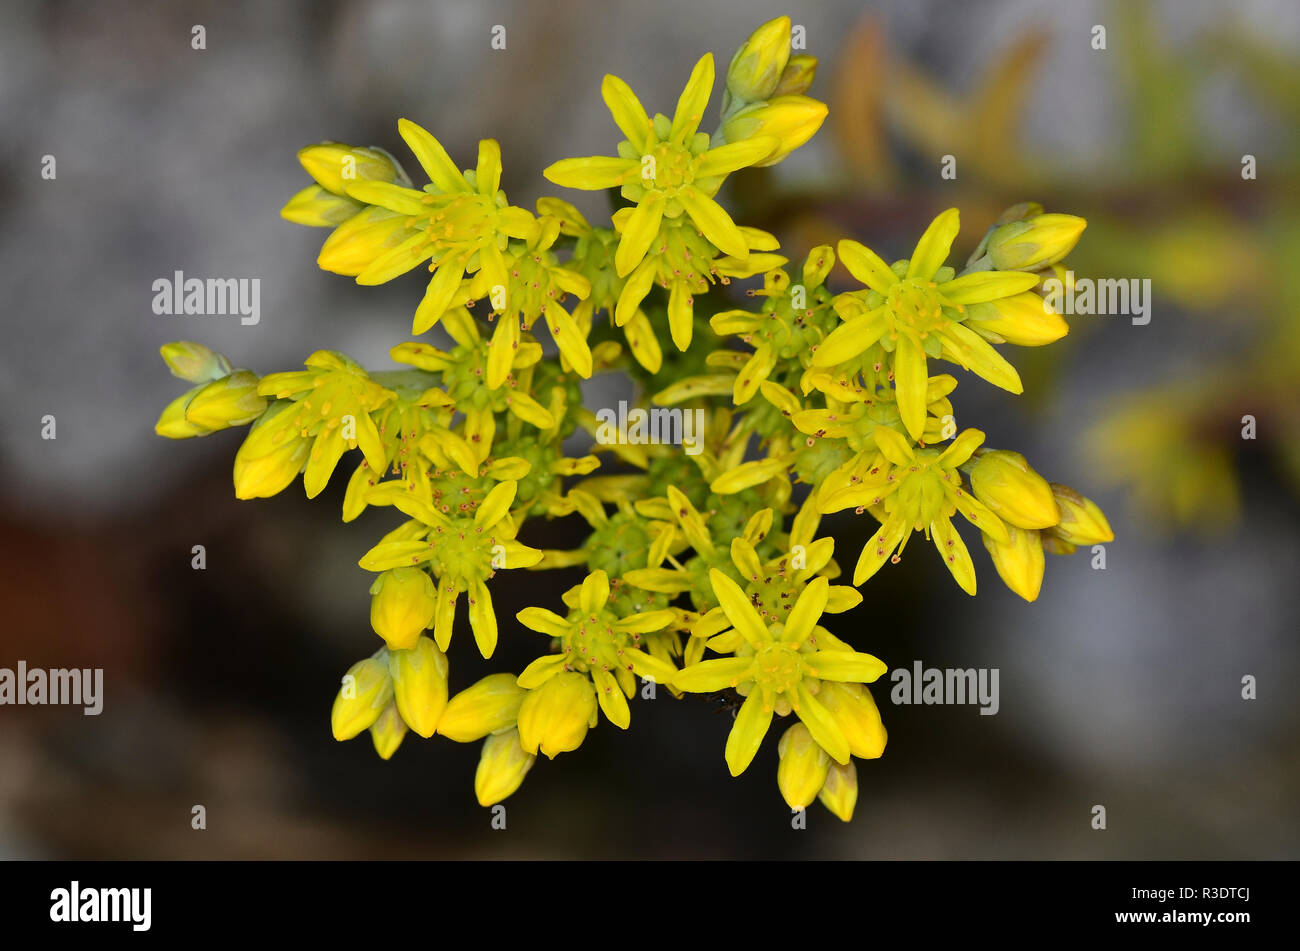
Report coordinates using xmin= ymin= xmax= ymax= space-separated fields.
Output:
xmin=817 ymin=760 xmax=859 ymax=822
xmin=388 ymin=635 xmax=449 ymax=738
xmin=968 ymin=450 xmax=1060 ymax=529
xmin=983 ymin=525 xmax=1046 ymax=602
xmin=369 ymin=701 xmax=408 ymax=760
xmin=517 ymin=672 xmax=596 ymax=759
xmin=331 ymin=651 xmax=393 ymax=741
xmin=986 ymin=214 xmax=1087 ymax=271
xmin=184 ymin=370 xmax=267 ymax=431
xmin=437 ymin=673 xmax=527 ymax=743
xmin=777 ymin=722 xmax=831 ymax=809
xmin=1046 ymin=483 xmax=1114 ymax=545
xmin=160 ymin=341 xmax=231 ymax=383
xmin=722 ymin=95 xmax=828 ymax=167
xmin=370 ymin=567 xmax=438 ymax=652
xmin=726 ymin=16 xmax=792 ymax=103
xmin=475 ymin=728 xmax=536 ymax=806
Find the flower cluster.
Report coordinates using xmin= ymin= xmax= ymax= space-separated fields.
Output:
xmin=155 ymin=17 xmax=1111 ymax=821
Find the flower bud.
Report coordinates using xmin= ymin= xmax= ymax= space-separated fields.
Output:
xmin=772 ymin=54 xmax=817 ymax=98
xmin=986 ymin=214 xmax=1087 ymax=271
xmin=517 ymin=672 xmax=596 ymax=759
xmin=817 ymin=682 xmax=887 ymax=759
xmin=232 ymin=402 xmax=310 ymax=500
xmin=722 ymin=95 xmax=828 ymax=167
xmin=726 ymin=16 xmax=792 ymax=103
xmin=817 ymin=760 xmax=858 ymax=822
xmin=370 ymin=567 xmax=438 ymax=652
xmin=1047 ymin=483 xmax=1114 ymax=545
xmin=475 ymin=728 xmax=536 ymax=806
xmin=369 ymin=700 xmax=407 ymax=760
xmin=437 ymin=673 xmax=527 ymax=743
xmin=388 ymin=635 xmax=449 ymax=738
xmin=777 ymin=722 xmax=831 ymax=809
xmin=160 ymin=341 xmax=231 ymax=383
xmin=968 ymin=450 xmax=1060 ymax=530
xmin=184 ymin=370 xmax=268 ymax=432
xmin=331 ymin=651 xmax=394 ymax=741
xmin=316 ymin=206 xmax=413 ymax=277
xmin=155 ymin=384 xmax=210 ymax=439
xmin=982 ymin=525 xmax=1046 ymax=602
xmin=280 ymin=184 xmax=364 ymax=228
xmin=297 ymin=143 xmax=406 ymax=197
xmin=964 ymin=292 xmax=1068 ymax=347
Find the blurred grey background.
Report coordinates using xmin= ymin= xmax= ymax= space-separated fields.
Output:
xmin=1 ymin=0 xmax=1297 ymax=858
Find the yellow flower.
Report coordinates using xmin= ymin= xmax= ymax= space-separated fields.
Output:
xmin=822 ymin=426 xmax=1010 ymax=593
xmin=358 ymin=480 xmax=543 ymax=657
xmin=544 ymin=54 xmax=777 ymax=277
xmin=672 ymin=570 xmax=886 ymax=775
xmin=815 ymin=209 xmax=1041 ymax=440
xmin=517 ymin=671 xmax=598 ymax=759
xmin=313 ymin=121 xmax=537 ymax=336
xmin=254 ymin=351 xmax=396 ymax=498
xmin=516 ymin=569 xmax=678 ymax=730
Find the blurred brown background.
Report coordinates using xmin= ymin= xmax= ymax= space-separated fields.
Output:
xmin=1 ymin=0 xmax=1297 ymax=858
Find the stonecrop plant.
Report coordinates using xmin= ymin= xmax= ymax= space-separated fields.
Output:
xmin=155 ymin=18 xmax=1113 ymax=821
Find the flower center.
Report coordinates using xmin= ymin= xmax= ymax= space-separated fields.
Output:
xmin=888 ymin=278 xmax=946 ymax=334
xmin=643 ymin=142 xmax=695 ymax=195
xmin=754 ymin=642 xmax=802 ymax=695
xmin=562 ymin=610 xmax=635 ymax=674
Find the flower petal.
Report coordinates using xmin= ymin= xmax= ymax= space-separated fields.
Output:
xmin=837 ymin=240 xmax=898 ymax=294
xmin=708 ymin=568 xmax=770 ymax=647
xmin=475 ymin=139 xmax=502 ymax=195
xmin=894 ymin=332 xmax=929 ymax=441
xmin=543 ymin=156 xmax=636 ymax=190
xmin=670 ymin=53 xmax=715 ymax=144
xmin=805 ymin=650 xmax=888 ymax=683
xmin=673 ymin=656 xmax=755 ymax=693
xmin=678 ymin=186 xmax=747 ymax=259
xmin=601 ymin=74 xmax=652 ymax=152
xmin=906 ymin=207 xmax=960 ymax=280
xmin=615 ymin=196 xmax=664 ymax=278
xmin=939 ymin=270 xmax=1039 ymax=305
xmin=794 ymin=682 xmax=850 ymax=764
xmin=782 ymin=576 xmax=828 ymax=645
xmin=725 ymin=690 xmax=772 ymax=776
xmin=398 ymin=118 xmax=468 ymax=193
